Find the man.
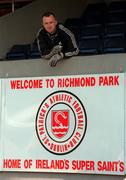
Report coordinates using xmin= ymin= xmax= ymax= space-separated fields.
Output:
xmin=37 ymin=12 xmax=79 ymax=67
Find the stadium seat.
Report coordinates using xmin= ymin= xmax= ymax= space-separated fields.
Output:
xmin=84 ymin=3 xmax=107 ymax=16
xmin=6 ymin=44 xmax=30 ymax=60
xmin=108 ymin=1 xmax=126 ymax=13
xmin=29 ymin=41 xmax=41 ymax=59
xmin=64 ymin=18 xmax=82 ymax=28
xmin=84 ymin=17 xmax=103 ymax=26
xmin=80 ymin=24 xmax=103 ymax=39
xmin=82 ymin=11 xmax=105 ymax=26
xmin=79 ymin=38 xmax=102 ymax=55
xmin=64 ymin=18 xmax=82 ymax=40
xmin=108 ymin=7 xmax=125 ymax=13
xmin=103 ymin=37 xmax=126 ymax=53
xmin=82 ymin=2 xmax=107 ymax=26
xmin=106 ymin=12 xmax=125 ymax=25
xmin=105 ymin=23 xmax=125 ymax=38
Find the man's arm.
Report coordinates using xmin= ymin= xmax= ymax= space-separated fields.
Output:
xmin=59 ymin=24 xmax=79 ymax=57
xmin=37 ymin=29 xmax=54 ymax=59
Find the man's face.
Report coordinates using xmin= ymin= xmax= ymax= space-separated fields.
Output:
xmin=42 ymin=15 xmax=57 ymax=34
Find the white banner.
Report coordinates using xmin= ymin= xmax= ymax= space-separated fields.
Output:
xmin=1 ymin=73 xmax=125 ymax=175
xmin=0 ymin=79 xmax=3 ymax=171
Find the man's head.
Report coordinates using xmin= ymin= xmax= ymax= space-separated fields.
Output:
xmin=42 ymin=12 xmax=57 ymax=34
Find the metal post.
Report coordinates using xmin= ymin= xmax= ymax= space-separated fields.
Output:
xmin=12 ymin=0 xmax=15 ymax=13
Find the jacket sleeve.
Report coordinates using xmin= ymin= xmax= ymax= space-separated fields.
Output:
xmin=36 ymin=29 xmax=51 ymax=58
xmin=59 ymin=25 xmax=79 ymax=57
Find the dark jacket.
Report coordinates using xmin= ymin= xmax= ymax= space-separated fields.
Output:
xmin=37 ymin=24 xmax=79 ymax=58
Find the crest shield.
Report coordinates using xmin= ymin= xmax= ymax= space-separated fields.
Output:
xmin=51 ymin=110 xmax=69 ymax=139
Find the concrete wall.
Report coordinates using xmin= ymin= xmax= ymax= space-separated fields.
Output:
xmin=0 ymin=172 xmax=125 ymax=180
xmin=0 ymin=54 xmax=126 ymax=180
xmin=1 ymin=54 xmax=126 ymax=78
xmin=0 ymin=0 xmax=87 ymax=59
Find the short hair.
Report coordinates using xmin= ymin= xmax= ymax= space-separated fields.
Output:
xmin=42 ymin=12 xmax=56 ymax=19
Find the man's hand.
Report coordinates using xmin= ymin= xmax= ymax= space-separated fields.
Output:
xmin=52 ymin=45 xmax=62 ymax=54
xmin=42 ymin=45 xmax=62 ymax=59
xmin=48 ymin=53 xmax=63 ymax=67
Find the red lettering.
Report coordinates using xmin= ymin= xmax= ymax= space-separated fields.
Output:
xmin=10 ymin=79 xmax=43 ymax=89
xmin=72 ymin=160 xmax=95 ymax=171
xmin=57 ymin=77 xmax=96 ymax=88
xmin=3 ymin=159 xmax=21 ymax=169
xmin=99 ymin=76 xmax=119 ymax=86
xmin=97 ymin=161 xmax=124 ymax=172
